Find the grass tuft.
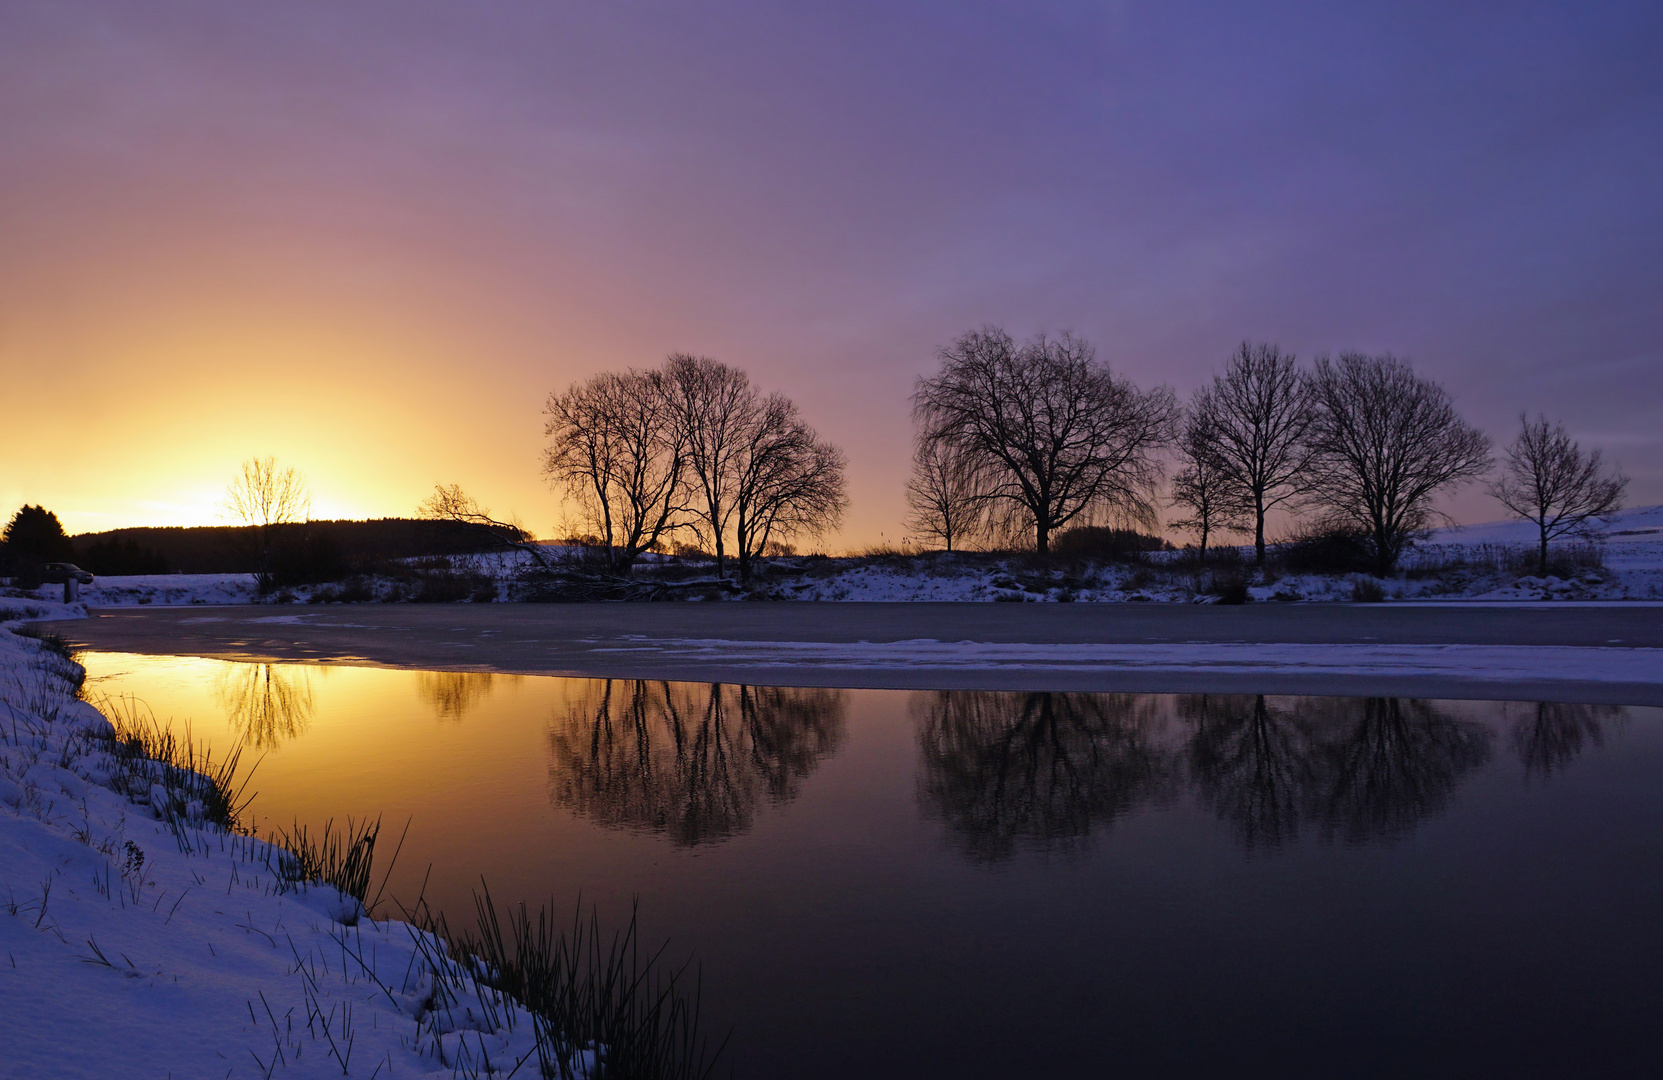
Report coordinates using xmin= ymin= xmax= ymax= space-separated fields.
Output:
xmin=413 ymin=881 xmax=729 ymax=1080
xmin=265 ymin=816 xmax=382 ymax=904
xmin=93 ymin=694 xmax=258 ymax=834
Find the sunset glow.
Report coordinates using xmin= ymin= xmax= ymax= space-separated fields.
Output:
xmin=3 ymin=2 xmax=1658 ymax=544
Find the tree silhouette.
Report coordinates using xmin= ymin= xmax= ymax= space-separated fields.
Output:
xmin=1488 ymin=414 xmax=1628 ymax=576
xmin=2 ymin=504 xmax=75 ymax=566
xmin=1187 ymin=343 xmax=1313 ymax=565
xmin=222 ymin=457 xmax=311 ymax=591
xmin=547 ymin=680 xmax=846 ymax=845
xmin=914 ymin=691 xmax=1172 ymax=861
xmin=1303 ymin=354 xmax=1491 ymax=576
xmin=914 ymin=327 xmax=1176 ymax=557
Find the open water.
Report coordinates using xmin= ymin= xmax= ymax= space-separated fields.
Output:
xmin=81 ymin=650 xmax=1663 ymax=1078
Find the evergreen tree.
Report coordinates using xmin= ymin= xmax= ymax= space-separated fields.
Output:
xmin=2 ymin=504 xmax=76 ymax=564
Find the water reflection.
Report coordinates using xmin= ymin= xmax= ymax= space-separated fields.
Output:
xmin=547 ymin=681 xmax=846 ymax=845
xmin=914 ymin=691 xmax=1171 ymax=861
xmin=1509 ymin=702 xmax=1621 ymax=781
xmin=1183 ymin=695 xmax=1317 ymax=850
xmin=1306 ymin=697 xmax=1491 ymax=844
xmin=416 ymin=670 xmax=518 ymax=722
xmin=919 ymin=692 xmax=1504 ymax=858
xmin=216 ymin=662 xmax=315 ymax=749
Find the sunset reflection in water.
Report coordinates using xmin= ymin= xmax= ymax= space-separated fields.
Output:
xmin=76 ymin=650 xmax=1660 ymax=1080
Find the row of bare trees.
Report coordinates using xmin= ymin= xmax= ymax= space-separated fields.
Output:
xmin=908 ymin=329 xmax=1627 ymax=577
xmin=1167 ymin=343 xmax=1500 ymax=575
xmin=1170 ymin=343 xmax=1626 ymax=576
xmin=542 ymin=355 xmax=848 ymax=579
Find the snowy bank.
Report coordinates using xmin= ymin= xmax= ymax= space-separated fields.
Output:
xmin=0 ymin=618 xmax=591 ymax=1078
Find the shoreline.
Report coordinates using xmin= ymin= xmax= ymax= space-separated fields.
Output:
xmin=56 ymin=601 xmax=1663 ymax=706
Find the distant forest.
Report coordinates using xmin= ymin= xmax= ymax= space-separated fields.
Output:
xmin=71 ymin=518 xmax=507 ymax=577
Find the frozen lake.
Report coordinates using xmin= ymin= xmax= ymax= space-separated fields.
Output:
xmin=81 ymin=649 xmax=1663 ymax=1077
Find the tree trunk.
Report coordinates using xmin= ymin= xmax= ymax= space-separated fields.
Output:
xmin=1539 ymin=530 xmax=1550 ymax=577
xmin=1374 ymin=527 xmax=1395 ymax=578
xmin=1035 ymin=520 xmax=1050 ymax=559
xmin=1254 ymin=502 xmax=1266 ymax=567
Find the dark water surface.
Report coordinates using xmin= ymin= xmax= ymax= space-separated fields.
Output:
xmin=81 ymin=651 xmax=1663 ymax=1078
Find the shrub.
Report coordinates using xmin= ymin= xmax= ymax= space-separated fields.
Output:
xmin=1517 ymin=541 xmax=1606 ymax=579
xmin=1172 ymin=544 xmax=1243 ymax=571
xmin=411 ymin=568 xmax=495 ymax=603
xmin=1122 ymin=568 xmax=1158 ymax=592
xmin=309 ymin=576 xmax=379 ymax=603
xmin=1052 ymin=526 xmax=1170 ymax=562
xmin=1274 ymin=520 xmax=1375 ymax=575
xmin=1208 ymin=575 xmax=1250 ymax=605
xmin=3 ymin=561 xmax=45 ymax=590
xmin=1350 ymin=576 xmax=1386 ymax=603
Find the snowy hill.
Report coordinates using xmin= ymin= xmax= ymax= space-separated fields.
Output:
xmin=1432 ymin=504 xmax=1663 ymax=546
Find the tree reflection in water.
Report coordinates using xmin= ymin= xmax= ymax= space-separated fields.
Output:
xmin=1182 ymin=695 xmax=1317 ymax=851
xmin=416 ymin=670 xmax=516 ymax=722
xmin=216 ymin=662 xmax=315 ymax=749
xmin=1509 ymin=701 xmax=1621 ymax=782
xmin=548 ymin=681 xmax=846 ymax=845
xmin=914 ymin=691 xmax=1171 ymax=861
xmin=918 ymin=691 xmax=1510 ymax=858
xmin=1305 ymin=697 xmax=1492 ymax=844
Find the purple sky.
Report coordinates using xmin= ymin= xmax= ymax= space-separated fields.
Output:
xmin=3 ymin=1 xmax=1659 ymax=542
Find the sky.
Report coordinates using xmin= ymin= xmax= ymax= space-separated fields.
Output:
xmin=3 ymin=0 xmax=1659 ymax=547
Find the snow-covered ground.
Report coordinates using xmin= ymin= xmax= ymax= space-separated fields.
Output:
xmin=0 ymin=614 xmax=556 ymax=1078
xmin=758 ymin=505 xmax=1663 ymax=603
xmin=11 ymin=505 xmax=1660 ymax=607
xmin=77 ymin=572 xmax=260 ymax=607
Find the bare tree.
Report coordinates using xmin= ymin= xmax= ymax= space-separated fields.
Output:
xmin=419 ymin=483 xmax=550 ymax=567
xmin=1304 ymin=353 xmax=1492 ymax=576
xmin=1168 ymin=408 xmax=1244 ymax=563
xmin=913 ymin=327 xmax=1176 ymax=557
xmin=222 ymin=456 xmax=310 ymax=589
xmin=543 ymin=369 xmax=688 ymax=574
xmin=1487 ymin=414 xmax=1627 ymax=577
xmin=731 ymin=394 xmax=847 ymax=581
xmin=904 ymin=438 xmax=985 ymax=552
xmin=1190 ymin=342 xmax=1314 ymax=565
xmin=663 ymin=354 xmax=759 ymax=578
